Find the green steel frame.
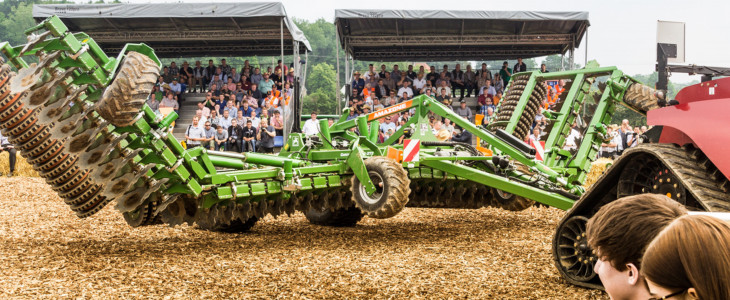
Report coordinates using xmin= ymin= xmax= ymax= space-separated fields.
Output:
xmin=0 ymin=15 xmax=655 ymax=216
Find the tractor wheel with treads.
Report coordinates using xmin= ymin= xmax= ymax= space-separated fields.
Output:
xmin=351 ymin=156 xmax=411 ymax=219
xmin=96 ymin=51 xmax=159 ymax=127
xmin=493 ymin=189 xmax=535 ymax=211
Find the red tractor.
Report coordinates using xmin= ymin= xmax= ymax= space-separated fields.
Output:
xmin=553 ymin=42 xmax=730 ymax=289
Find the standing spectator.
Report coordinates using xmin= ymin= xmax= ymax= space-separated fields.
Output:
xmin=204 ymin=60 xmax=216 ymax=90
xmin=618 ymin=119 xmax=631 ymax=154
xmin=513 ymin=58 xmax=527 ymax=74
xmin=302 ymin=112 xmax=320 ymax=136
xmin=406 ymin=65 xmax=417 ymax=79
xmin=219 ymin=59 xmax=232 ymax=77
xmin=192 ymin=61 xmax=206 ymax=93
xmin=0 ymin=132 xmax=16 ymax=176
xmin=226 ymin=119 xmax=243 ymax=152
xmin=499 ymin=61 xmax=512 ymax=87
xmin=378 ymin=64 xmax=388 ymax=78
xmin=162 ymin=66 xmax=174 ymax=83
xmin=464 ymin=65 xmax=477 ymax=98
xmin=564 ymin=123 xmax=581 ymax=152
xmin=601 ymin=126 xmax=619 ymax=159
xmin=382 ymin=72 xmax=396 ymax=91
xmin=455 ymin=100 xmax=473 ymax=122
xmin=451 ymin=64 xmax=465 ymax=99
xmin=390 ymin=65 xmax=401 ymax=84
xmin=427 ymin=65 xmax=439 ymax=86
xmin=185 ymin=116 xmax=206 ymax=148
xmin=242 ymin=120 xmax=257 ymax=152
xmin=180 ymin=61 xmax=193 ymax=93
xmin=202 ymin=121 xmax=216 ymax=150
xmin=540 ymin=63 xmax=549 ymax=73
xmin=257 ymin=119 xmax=276 ymax=154
xmin=271 ymin=68 xmax=283 ymax=90
xmin=363 ymin=64 xmax=378 ymax=82
xmin=214 ymin=125 xmax=227 ymax=150
xmin=476 ymin=63 xmax=492 ymax=81
xmin=271 ymin=110 xmax=284 ymax=136
xmin=351 ymin=71 xmax=365 ymax=96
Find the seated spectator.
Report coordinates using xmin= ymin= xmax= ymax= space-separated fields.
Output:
xmin=382 ymin=72 xmax=396 ymax=91
xmin=412 ymin=73 xmax=427 ymax=96
xmin=481 ymin=107 xmax=495 ymax=125
xmin=530 ymin=127 xmax=542 ymax=144
xmin=147 ymin=93 xmax=160 ymax=115
xmin=586 ymin=194 xmax=687 ymax=300
xmin=194 ymin=110 xmax=207 ymax=128
xmin=219 ymin=59 xmax=232 ymax=77
xmin=372 ymin=98 xmax=385 ymax=111
xmin=235 ymin=110 xmax=246 ymax=126
xmin=397 ymin=71 xmax=411 ymax=87
xmin=426 ymin=65 xmax=439 ymax=86
xmin=257 ymin=119 xmax=276 ymax=153
xmin=250 ymin=67 xmax=263 ymax=85
xmin=380 ymin=116 xmax=397 ymax=134
xmin=0 ymin=132 xmax=16 ymax=176
xmin=249 ymin=111 xmax=261 ymax=129
xmin=374 ymin=79 xmax=390 ymax=99
xmin=239 ymin=102 xmax=253 ymax=119
xmin=230 ymin=68 xmax=241 ymax=84
xmin=479 ymin=79 xmax=496 ymax=98
xmin=160 ymin=92 xmax=179 ymax=114
xmin=361 ymin=105 xmax=371 ymax=115
xmin=162 ymin=66 xmax=174 ymax=83
xmin=202 ymin=121 xmax=215 ymax=150
xmin=224 ymin=100 xmax=237 ymax=119
xmin=250 ymin=84 xmax=263 ymax=102
xmin=271 ymin=110 xmax=284 ymax=136
xmin=436 ymin=88 xmax=452 ymax=107
xmin=209 ymin=74 xmax=225 ymax=92
xmin=436 ymin=78 xmax=451 ymax=97
xmin=398 ymin=81 xmax=414 ymax=99
xmin=209 ymin=110 xmax=220 ymax=129
xmin=432 ymin=121 xmax=450 ymax=141
xmin=422 ymin=87 xmax=435 ymax=99
xmin=169 ymin=78 xmax=182 ymax=98
xmin=642 ymin=215 xmax=730 ymax=300
xmin=213 ymin=125 xmax=227 ymax=151
xmin=185 ymin=116 xmax=206 ymax=148
xmin=494 ymin=76 xmax=505 ymax=94
xmin=226 ymin=119 xmax=243 ymax=152
xmin=443 ymin=118 xmax=455 ymax=137
xmin=259 ymin=73 xmax=274 ymax=95
xmin=242 ymin=120 xmax=257 ymax=152
xmin=451 ymin=125 xmax=472 ymax=143
xmin=455 ymin=100 xmax=473 ymax=122
xmin=219 ymin=110 xmax=233 ymax=130
xmin=346 ymin=109 xmax=358 ymax=121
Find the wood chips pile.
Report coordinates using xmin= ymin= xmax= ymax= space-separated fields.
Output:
xmin=0 ymin=177 xmax=607 ymax=299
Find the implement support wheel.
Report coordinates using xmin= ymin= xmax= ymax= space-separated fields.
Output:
xmin=97 ymin=51 xmax=160 ymax=127
xmin=351 ymin=156 xmax=411 ymax=219
xmin=493 ymin=189 xmax=535 ymax=211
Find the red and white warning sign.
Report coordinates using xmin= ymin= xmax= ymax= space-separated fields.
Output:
xmin=403 ymin=139 xmax=420 ymax=162
xmin=531 ymin=139 xmax=545 ymax=161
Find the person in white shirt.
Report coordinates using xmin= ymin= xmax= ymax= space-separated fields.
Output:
xmin=397 ymin=81 xmax=414 ymax=98
xmin=302 ymin=112 xmax=321 ymax=136
xmin=412 ymin=73 xmax=427 ymax=95
xmin=248 ymin=111 xmax=261 ymax=129
xmin=379 ymin=116 xmax=397 ymax=133
xmin=563 ymin=123 xmax=581 ymax=151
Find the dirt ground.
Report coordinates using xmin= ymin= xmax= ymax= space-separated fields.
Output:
xmin=0 ymin=177 xmax=607 ymax=299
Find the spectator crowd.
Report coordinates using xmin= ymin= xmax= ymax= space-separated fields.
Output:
xmin=148 ymin=59 xmax=293 ymax=154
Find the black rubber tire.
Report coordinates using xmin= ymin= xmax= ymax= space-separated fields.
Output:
xmin=623 ymin=83 xmax=660 ymax=113
xmin=122 ymin=200 xmax=160 ymax=227
xmin=211 ymin=217 xmax=259 ymax=233
xmin=493 ymin=189 xmax=535 ymax=211
xmin=97 ymin=51 xmax=159 ymax=127
xmin=305 ymin=206 xmax=364 ymax=227
xmin=351 ymin=156 xmax=411 ymax=219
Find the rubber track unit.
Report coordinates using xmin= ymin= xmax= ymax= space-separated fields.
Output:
xmin=553 ymin=143 xmax=730 ymax=289
xmin=96 ymin=52 xmax=159 ymax=127
xmin=351 ymin=156 xmax=411 ymax=219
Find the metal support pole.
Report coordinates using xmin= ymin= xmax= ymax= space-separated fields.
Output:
xmin=336 ymin=31 xmax=341 ymax=113
xmin=561 ymin=53 xmax=565 ymax=71
xmin=584 ymin=30 xmax=588 ymax=67
xmin=280 ymin=18 xmax=284 ymax=88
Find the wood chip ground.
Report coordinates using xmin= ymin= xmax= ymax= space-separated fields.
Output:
xmin=0 ymin=177 xmax=608 ymax=299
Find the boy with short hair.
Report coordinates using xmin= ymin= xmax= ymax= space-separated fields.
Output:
xmin=586 ymin=194 xmax=687 ymax=300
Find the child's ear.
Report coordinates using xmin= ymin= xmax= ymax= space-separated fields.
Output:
xmin=626 ymin=263 xmax=641 ymax=285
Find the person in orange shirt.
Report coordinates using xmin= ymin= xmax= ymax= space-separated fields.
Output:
xmin=265 ymin=91 xmax=279 ymax=108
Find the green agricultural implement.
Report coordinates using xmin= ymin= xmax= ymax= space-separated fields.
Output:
xmin=0 ymin=16 xmax=684 ymax=289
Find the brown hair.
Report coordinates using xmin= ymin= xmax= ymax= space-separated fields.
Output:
xmin=586 ymin=194 xmax=687 ymax=271
xmin=642 ymin=215 xmax=730 ymax=300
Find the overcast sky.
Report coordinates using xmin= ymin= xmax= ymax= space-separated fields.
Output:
xmin=119 ymin=0 xmax=730 ymax=83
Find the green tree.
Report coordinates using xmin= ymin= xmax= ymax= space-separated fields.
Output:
xmin=302 ymin=62 xmax=337 ymax=114
xmin=0 ymin=2 xmax=36 ymax=46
